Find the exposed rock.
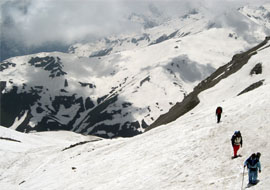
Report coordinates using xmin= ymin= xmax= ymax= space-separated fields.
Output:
xmin=237 ymin=80 xmax=264 ymax=96
xmin=0 ymin=81 xmax=6 ymax=92
xmin=0 ymin=137 xmax=21 ymax=143
xmin=97 ymin=95 xmax=108 ymax=104
xmin=65 ymin=79 xmax=68 ymax=87
xmin=141 ymin=119 xmax=149 ymax=129
xmin=140 ymin=76 xmax=151 ymax=86
xmin=122 ymin=102 xmax=132 ymax=108
xmin=19 ymin=180 xmax=26 ymax=185
xmin=85 ymin=97 xmax=95 ymax=110
xmin=250 ymin=63 xmax=262 ymax=75
xmin=28 ymin=56 xmax=67 ymax=78
xmin=131 ymin=34 xmax=151 ymax=44
xmin=36 ymin=107 xmax=44 ymax=113
xmin=0 ymin=62 xmax=16 ymax=71
xmin=0 ymin=86 xmax=40 ymax=127
xmin=89 ymin=48 xmax=113 ymax=57
xmin=79 ymin=82 xmax=96 ymax=88
xmin=149 ymin=30 xmax=179 ymax=45
xmin=62 ymin=140 xmax=101 ymax=151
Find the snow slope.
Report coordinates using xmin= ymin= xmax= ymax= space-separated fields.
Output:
xmin=1 ymin=39 xmax=270 ymax=189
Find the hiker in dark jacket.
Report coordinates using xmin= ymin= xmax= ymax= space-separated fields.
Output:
xmin=231 ymin=131 xmax=242 ymax=158
xmin=216 ymin=106 xmax=222 ymax=123
xmin=244 ymin=153 xmax=261 ymax=185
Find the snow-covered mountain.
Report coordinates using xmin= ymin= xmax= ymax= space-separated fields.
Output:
xmin=1 ymin=4 xmax=270 ymax=138
xmin=239 ymin=3 xmax=270 ymax=30
xmin=1 ymin=36 xmax=270 ymax=189
xmin=68 ymin=8 xmax=207 ymax=58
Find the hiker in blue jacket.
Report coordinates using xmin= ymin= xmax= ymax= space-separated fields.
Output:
xmin=244 ymin=153 xmax=261 ymax=185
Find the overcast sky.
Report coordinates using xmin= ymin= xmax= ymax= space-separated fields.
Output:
xmin=0 ymin=0 xmax=269 ymax=47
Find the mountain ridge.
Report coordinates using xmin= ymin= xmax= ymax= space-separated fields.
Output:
xmin=1 ymin=3 xmax=270 ymax=138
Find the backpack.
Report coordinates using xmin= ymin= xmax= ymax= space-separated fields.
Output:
xmin=216 ymin=107 xmax=222 ymax=114
xmin=247 ymin=154 xmax=259 ymax=170
xmin=231 ymin=131 xmax=242 ymax=146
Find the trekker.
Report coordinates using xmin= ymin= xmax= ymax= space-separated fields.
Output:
xmin=231 ymin=131 xmax=242 ymax=158
xmin=244 ymin=153 xmax=261 ymax=185
xmin=216 ymin=106 xmax=222 ymax=123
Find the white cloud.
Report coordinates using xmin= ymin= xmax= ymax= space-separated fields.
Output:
xmin=1 ymin=0 xmax=269 ymax=47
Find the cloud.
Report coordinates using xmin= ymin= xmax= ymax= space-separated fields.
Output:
xmin=1 ymin=0 xmax=138 ymax=46
xmin=1 ymin=0 xmax=269 ymax=47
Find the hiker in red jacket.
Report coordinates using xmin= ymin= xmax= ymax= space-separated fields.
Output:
xmin=216 ymin=106 xmax=222 ymax=123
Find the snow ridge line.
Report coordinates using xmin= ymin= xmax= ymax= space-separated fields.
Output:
xmin=62 ymin=139 xmax=102 ymax=151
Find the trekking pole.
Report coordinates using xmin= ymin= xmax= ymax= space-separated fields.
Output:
xmin=241 ymin=166 xmax=245 ymax=190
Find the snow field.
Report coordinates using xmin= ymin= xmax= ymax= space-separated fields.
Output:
xmin=1 ymin=79 xmax=270 ymax=190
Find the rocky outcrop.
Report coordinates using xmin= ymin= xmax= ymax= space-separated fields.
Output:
xmin=237 ymin=80 xmax=264 ymax=96
xmin=89 ymin=48 xmax=113 ymax=57
xmin=149 ymin=30 xmax=179 ymax=46
xmin=0 ymin=62 xmax=16 ymax=71
xmin=0 ymin=86 xmax=40 ymax=127
xmin=250 ymin=63 xmax=262 ymax=75
xmin=0 ymin=137 xmax=21 ymax=143
xmin=28 ymin=56 xmax=67 ymax=78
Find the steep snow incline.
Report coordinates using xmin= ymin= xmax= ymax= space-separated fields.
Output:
xmin=1 ymin=42 xmax=270 ymax=189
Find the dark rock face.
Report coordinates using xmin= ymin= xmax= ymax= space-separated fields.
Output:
xmin=0 ymin=86 xmax=40 ymax=127
xmin=237 ymin=80 xmax=264 ymax=96
xmin=89 ymin=48 xmax=113 ymax=57
xmin=140 ymin=76 xmax=151 ymax=86
xmin=250 ymin=63 xmax=262 ymax=75
xmin=79 ymin=82 xmax=96 ymax=88
xmin=0 ymin=62 xmax=16 ymax=71
xmin=1 ymin=78 xmax=144 ymax=138
xmin=149 ymin=30 xmax=179 ymax=45
xmin=28 ymin=56 xmax=67 ymax=78
xmin=131 ymin=33 xmax=151 ymax=45
xmin=0 ymin=77 xmax=94 ymax=133
xmin=64 ymin=79 xmax=68 ymax=87
xmin=0 ymin=81 xmax=6 ymax=92
xmin=52 ymin=95 xmax=78 ymax=112
xmin=146 ymin=37 xmax=270 ymax=132
xmin=75 ymin=95 xmax=142 ymax=138
xmin=150 ymin=34 xmax=168 ymax=45
xmin=1 ymin=50 xmax=149 ymax=138
xmin=85 ymin=97 xmax=95 ymax=110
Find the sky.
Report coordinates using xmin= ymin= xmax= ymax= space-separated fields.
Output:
xmin=0 ymin=0 xmax=269 ymax=47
